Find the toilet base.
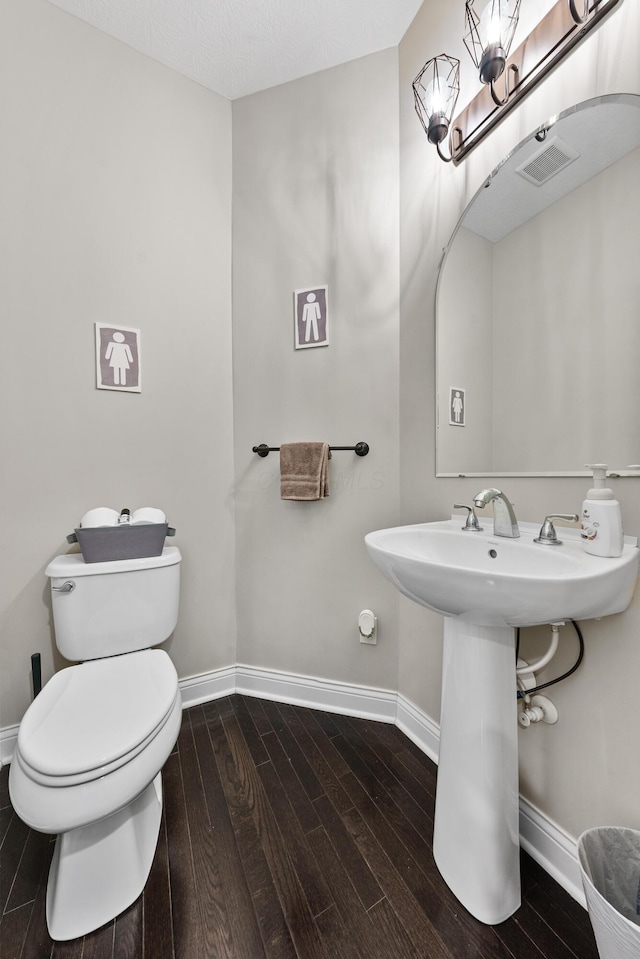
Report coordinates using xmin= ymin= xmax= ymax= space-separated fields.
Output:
xmin=47 ymin=772 xmax=163 ymax=941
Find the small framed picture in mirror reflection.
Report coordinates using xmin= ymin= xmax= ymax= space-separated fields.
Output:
xmin=449 ymin=387 xmax=465 ymax=427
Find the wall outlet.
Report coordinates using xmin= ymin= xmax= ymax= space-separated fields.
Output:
xmin=358 ymin=609 xmax=377 ymax=644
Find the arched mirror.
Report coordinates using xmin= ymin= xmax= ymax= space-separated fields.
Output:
xmin=436 ymin=94 xmax=640 ymax=477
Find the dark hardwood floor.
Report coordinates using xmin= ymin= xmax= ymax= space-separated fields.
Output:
xmin=0 ymin=695 xmax=598 ymax=959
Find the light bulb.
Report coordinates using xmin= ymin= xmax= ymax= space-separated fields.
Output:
xmin=477 ymin=0 xmax=514 ymax=83
xmin=479 ymin=0 xmax=511 ymax=48
xmin=423 ymin=75 xmax=452 ymax=144
xmin=424 ymin=76 xmax=450 ymax=118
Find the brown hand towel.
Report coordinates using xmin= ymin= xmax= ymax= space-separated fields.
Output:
xmin=280 ymin=442 xmax=332 ymax=501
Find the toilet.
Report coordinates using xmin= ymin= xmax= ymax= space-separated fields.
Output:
xmin=9 ymin=547 xmax=182 ymax=941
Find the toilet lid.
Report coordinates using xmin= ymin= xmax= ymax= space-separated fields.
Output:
xmin=18 ymin=649 xmax=179 ymax=780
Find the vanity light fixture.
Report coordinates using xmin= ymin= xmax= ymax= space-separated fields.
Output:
xmin=464 ymin=0 xmax=522 ymax=106
xmin=415 ymin=0 xmax=623 ymax=164
xmin=412 ymin=55 xmax=461 ymax=163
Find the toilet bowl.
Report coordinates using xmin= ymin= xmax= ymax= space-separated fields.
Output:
xmin=10 ymin=648 xmax=182 ymax=940
xmin=8 ymin=547 xmax=182 ymax=941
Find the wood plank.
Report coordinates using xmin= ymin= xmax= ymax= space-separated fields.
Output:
xmin=312 ymin=796 xmax=384 ymax=912
xmin=523 ymin=875 xmax=598 ymax=959
xmin=393 ymin=748 xmax=438 ymax=800
xmin=0 ymin=901 xmax=35 ymax=959
xmin=220 ymin=712 xmax=327 ymax=959
xmin=81 ymin=921 xmax=115 ymax=959
xmin=176 ymin=713 xmax=235 ymax=958
xmin=274 ymin=704 xmax=353 ymax=814
xmin=237 ymin=694 xmax=273 ymax=737
xmin=331 ymin=730 xmax=436 ymax=863
xmin=255 ymin=757 xmax=334 ymax=918
xmin=307 ymin=823 xmax=411 ymax=959
xmin=333 ymin=715 xmax=435 ymax=822
xmin=192 ymin=709 xmax=266 ymax=959
xmin=313 ymin=903 xmax=367 ymax=959
xmin=260 ymin=731 xmax=321 ymax=835
xmin=112 ymin=901 xmax=143 ymax=959
xmin=339 ymin=804 xmax=459 ymax=959
xmin=510 ymin=900 xmax=592 ymax=959
xmin=207 ymin=714 xmax=298 ymax=959
xmin=4 ymin=831 xmax=52 ymax=914
xmin=309 ymin=709 xmax=343 ymax=739
xmin=51 ymin=928 xmax=85 ymax=958
xmin=0 ymin=767 xmax=10 ymax=810
xmin=142 ymin=801 xmax=174 ymax=959
xmin=0 ymin=813 xmax=31 ymax=915
xmin=260 ymin=702 xmax=326 ymax=802
xmin=16 ymin=838 xmax=54 ymax=959
xmin=368 ymin=898 xmax=427 ymax=959
xmin=163 ymin=748 xmax=204 ymax=959
xmin=291 ymin=708 xmax=351 ymax=778
xmin=230 ymin=697 xmax=271 ymax=767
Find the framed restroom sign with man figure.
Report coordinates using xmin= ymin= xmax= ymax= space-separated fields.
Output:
xmin=294 ymin=286 xmax=329 ymax=350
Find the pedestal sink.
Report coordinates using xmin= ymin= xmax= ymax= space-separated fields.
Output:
xmin=365 ymin=518 xmax=639 ymax=924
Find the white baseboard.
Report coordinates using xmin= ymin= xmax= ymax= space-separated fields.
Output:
xmin=235 ymin=664 xmax=397 ymax=722
xmin=179 ymin=665 xmax=236 ymax=708
xmin=0 ymin=724 xmax=19 ymax=768
xmin=396 ymin=693 xmax=440 ymax=765
xmin=1 ymin=664 xmax=583 ymax=908
xmin=520 ymin=797 xmax=586 ymax=907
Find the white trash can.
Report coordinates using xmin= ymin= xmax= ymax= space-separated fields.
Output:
xmin=578 ymin=827 xmax=640 ymax=959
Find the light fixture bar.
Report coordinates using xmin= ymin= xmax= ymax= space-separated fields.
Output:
xmin=450 ymin=0 xmax=623 ymax=163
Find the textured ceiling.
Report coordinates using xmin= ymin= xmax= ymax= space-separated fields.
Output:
xmin=48 ymin=0 xmax=423 ymax=100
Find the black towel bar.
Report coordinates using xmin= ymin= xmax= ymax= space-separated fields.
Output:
xmin=253 ymin=442 xmax=369 ymax=458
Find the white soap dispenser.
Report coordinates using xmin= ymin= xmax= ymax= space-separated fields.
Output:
xmin=581 ymin=464 xmax=623 ymax=557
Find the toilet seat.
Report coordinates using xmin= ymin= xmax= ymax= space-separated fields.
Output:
xmin=17 ymin=649 xmax=178 ymax=787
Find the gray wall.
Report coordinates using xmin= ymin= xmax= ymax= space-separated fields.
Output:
xmin=0 ymin=0 xmax=235 ymax=730
xmin=400 ymin=0 xmax=640 ymax=836
xmin=231 ymin=50 xmax=401 ymax=693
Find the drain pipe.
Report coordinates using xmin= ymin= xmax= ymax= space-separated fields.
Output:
xmin=516 ymin=622 xmax=562 ymax=678
xmin=31 ymin=653 xmax=42 ymax=698
xmin=517 ymin=623 xmax=563 ymax=728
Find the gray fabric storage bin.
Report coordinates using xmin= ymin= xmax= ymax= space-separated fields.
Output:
xmin=67 ymin=524 xmax=175 ymax=563
xmin=578 ymin=827 xmax=640 ymax=959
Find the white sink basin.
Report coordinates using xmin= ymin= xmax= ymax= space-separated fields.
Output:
xmin=365 ymin=518 xmax=639 ymax=626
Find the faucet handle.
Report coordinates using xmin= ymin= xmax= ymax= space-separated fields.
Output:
xmin=534 ymin=513 xmax=579 ymax=546
xmin=454 ymin=504 xmax=484 ymax=532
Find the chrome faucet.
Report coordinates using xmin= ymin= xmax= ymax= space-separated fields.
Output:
xmin=472 ymin=488 xmax=520 ymax=538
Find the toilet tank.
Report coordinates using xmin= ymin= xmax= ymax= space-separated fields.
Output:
xmin=45 ymin=547 xmax=181 ymax=661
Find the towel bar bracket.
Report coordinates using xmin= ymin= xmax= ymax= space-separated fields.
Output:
xmin=253 ymin=442 xmax=369 ymax=458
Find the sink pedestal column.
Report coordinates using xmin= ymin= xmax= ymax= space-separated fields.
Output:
xmin=433 ymin=617 xmax=521 ymax=924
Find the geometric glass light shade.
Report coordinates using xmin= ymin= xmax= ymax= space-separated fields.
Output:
xmin=413 ymin=55 xmax=461 ymax=162
xmin=464 ymin=0 xmax=522 ymax=88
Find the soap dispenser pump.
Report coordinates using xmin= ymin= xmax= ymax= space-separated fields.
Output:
xmin=581 ymin=464 xmax=623 ymax=557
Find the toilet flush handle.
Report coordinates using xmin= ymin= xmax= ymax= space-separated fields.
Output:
xmin=52 ymin=580 xmax=76 ymax=593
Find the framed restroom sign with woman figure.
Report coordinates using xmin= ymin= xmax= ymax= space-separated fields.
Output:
xmin=294 ymin=286 xmax=329 ymax=350
xmin=95 ymin=324 xmax=142 ymax=393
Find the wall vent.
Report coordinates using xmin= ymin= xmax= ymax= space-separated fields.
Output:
xmin=515 ymin=136 xmax=580 ymax=187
